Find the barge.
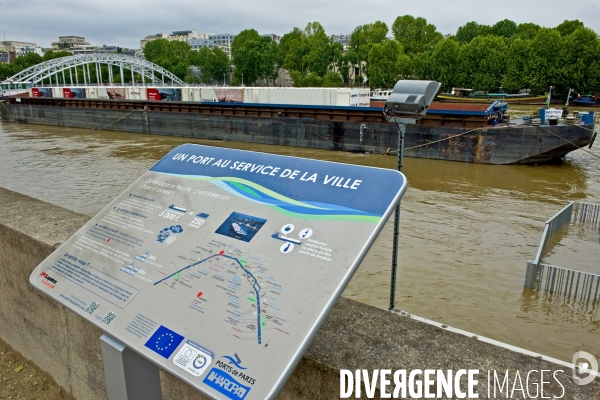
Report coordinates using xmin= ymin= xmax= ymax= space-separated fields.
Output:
xmin=0 ymin=97 xmax=595 ymax=165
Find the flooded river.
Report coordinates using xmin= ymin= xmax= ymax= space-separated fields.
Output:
xmin=0 ymin=105 xmax=598 ymax=363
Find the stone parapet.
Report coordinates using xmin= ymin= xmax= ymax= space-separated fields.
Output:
xmin=0 ymin=187 xmax=597 ymax=399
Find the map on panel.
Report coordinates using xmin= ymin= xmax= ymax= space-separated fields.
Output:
xmin=30 ymin=144 xmax=406 ymax=400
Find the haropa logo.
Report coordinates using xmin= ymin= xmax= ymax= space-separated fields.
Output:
xmin=40 ymin=271 xmax=57 ymax=288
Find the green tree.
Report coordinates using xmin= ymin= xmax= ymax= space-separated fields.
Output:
xmin=279 ymin=27 xmax=306 ymax=72
xmin=456 ymin=21 xmax=480 ymax=44
xmin=322 ymin=72 xmax=343 ymax=87
xmin=555 ymin=20 xmax=585 ymax=37
xmin=11 ymin=53 xmax=42 ymax=70
xmin=303 ymin=22 xmax=331 ymax=77
xmin=527 ymin=28 xmax=564 ymax=95
xmin=189 ymin=47 xmax=212 ymax=82
xmin=392 ymin=15 xmax=443 ymax=54
xmin=458 ymin=35 xmax=508 ymax=91
xmin=335 ymin=52 xmax=353 ymax=85
xmin=0 ymin=63 xmax=13 ymax=81
xmin=42 ymin=50 xmax=72 ymax=61
xmin=502 ymin=37 xmax=533 ymax=93
xmin=189 ymin=47 xmax=230 ymax=84
xmin=456 ymin=21 xmax=492 ymax=44
xmin=231 ymin=29 xmax=261 ymax=59
xmin=233 ymin=36 xmax=279 ymax=85
xmin=431 ymin=39 xmax=461 ymax=91
xmin=515 ymin=23 xmax=541 ymax=40
xmin=278 ymin=22 xmax=339 ymax=79
xmin=143 ymin=39 xmax=191 ymax=80
xmin=410 ymin=51 xmax=435 ymax=81
xmin=143 ymin=39 xmax=169 ymax=63
xmin=348 ymin=21 xmax=390 ymax=83
xmin=368 ymin=40 xmax=410 ymax=89
xmin=290 ymin=71 xmax=323 ymax=87
xmin=491 ymin=19 xmax=518 ymax=38
xmin=207 ymin=47 xmax=230 ymax=84
xmin=560 ymin=27 xmax=600 ymax=95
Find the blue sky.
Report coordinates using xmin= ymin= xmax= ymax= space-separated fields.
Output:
xmin=1 ymin=0 xmax=598 ymax=49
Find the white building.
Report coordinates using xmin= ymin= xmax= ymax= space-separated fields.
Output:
xmin=140 ymin=33 xmax=168 ymax=50
xmin=51 ymin=36 xmax=90 ymax=50
xmin=70 ymin=44 xmax=101 ymax=55
xmin=207 ymin=34 xmax=235 ymax=59
xmin=169 ymin=29 xmax=202 ymax=42
xmin=0 ymin=41 xmax=44 ymax=63
xmin=188 ymin=38 xmax=214 ymax=51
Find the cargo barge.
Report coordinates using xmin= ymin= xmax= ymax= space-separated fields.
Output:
xmin=0 ymin=97 xmax=595 ymax=165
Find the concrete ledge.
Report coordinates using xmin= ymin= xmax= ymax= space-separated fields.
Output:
xmin=1 ymin=186 xmax=598 ymax=399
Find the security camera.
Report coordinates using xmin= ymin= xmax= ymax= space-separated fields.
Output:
xmin=384 ymin=80 xmax=441 ymax=118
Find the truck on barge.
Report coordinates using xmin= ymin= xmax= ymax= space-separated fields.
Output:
xmin=0 ymin=96 xmax=594 ymax=165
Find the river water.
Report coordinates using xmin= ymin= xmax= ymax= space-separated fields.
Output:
xmin=0 ymin=105 xmax=598 ymax=364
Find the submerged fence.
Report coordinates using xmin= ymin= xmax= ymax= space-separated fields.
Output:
xmin=535 ymin=263 xmax=600 ymax=303
xmin=525 ymin=202 xmax=600 ymax=305
xmin=531 ymin=201 xmax=574 ymax=267
xmin=571 ymin=202 xmax=600 ymax=225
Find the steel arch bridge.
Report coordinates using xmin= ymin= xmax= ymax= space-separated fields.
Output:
xmin=1 ymin=54 xmax=187 ymax=86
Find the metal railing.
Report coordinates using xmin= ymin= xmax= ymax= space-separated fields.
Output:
xmin=525 ymin=201 xmax=600 ymax=306
xmin=571 ymin=202 xmax=600 ymax=226
xmin=536 ymin=263 xmax=600 ymax=303
xmin=532 ymin=201 xmax=574 ymax=267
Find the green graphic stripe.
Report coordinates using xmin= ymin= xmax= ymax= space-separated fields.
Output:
xmin=268 ymin=206 xmax=380 ymax=223
xmin=167 ymin=174 xmax=326 ymax=209
xmin=230 ymin=181 xmax=261 ymax=197
xmin=162 ymin=173 xmax=379 ymax=221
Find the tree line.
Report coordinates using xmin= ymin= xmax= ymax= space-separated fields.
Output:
xmin=160 ymin=17 xmax=600 ymax=97
xmin=272 ymin=17 xmax=599 ymax=97
xmin=2 ymin=18 xmax=598 ymax=97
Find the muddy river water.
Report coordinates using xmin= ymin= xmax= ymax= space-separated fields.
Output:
xmin=0 ymin=104 xmax=598 ymax=363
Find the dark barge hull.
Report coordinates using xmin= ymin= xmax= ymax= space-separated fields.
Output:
xmin=0 ymin=98 xmax=594 ymax=165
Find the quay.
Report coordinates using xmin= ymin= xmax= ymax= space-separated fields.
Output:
xmin=1 ymin=186 xmax=598 ymax=398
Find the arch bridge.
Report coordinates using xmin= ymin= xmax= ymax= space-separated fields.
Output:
xmin=1 ymin=54 xmax=187 ymax=86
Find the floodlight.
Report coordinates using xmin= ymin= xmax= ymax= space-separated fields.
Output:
xmin=384 ymin=80 xmax=441 ymax=118
xmin=384 ymin=80 xmax=440 ymax=312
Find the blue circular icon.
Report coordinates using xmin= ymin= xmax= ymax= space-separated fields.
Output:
xmin=280 ymin=242 xmax=294 ymax=254
xmin=193 ymin=355 xmax=207 ymax=369
xmin=155 ymin=333 xmax=175 ymax=351
xmin=281 ymin=224 xmax=294 ymax=234
xmin=170 ymin=225 xmax=183 ymax=233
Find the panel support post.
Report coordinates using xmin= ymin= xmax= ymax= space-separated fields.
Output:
xmin=389 ymin=122 xmax=406 ymax=310
xmin=100 ymin=334 xmax=163 ymax=400
xmin=524 ymin=260 xmax=538 ymax=289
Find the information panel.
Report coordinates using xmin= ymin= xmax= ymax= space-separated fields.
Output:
xmin=30 ymin=144 xmax=406 ymax=399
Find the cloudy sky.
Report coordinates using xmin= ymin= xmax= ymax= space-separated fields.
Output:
xmin=1 ymin=0 xmax=598 ymax=49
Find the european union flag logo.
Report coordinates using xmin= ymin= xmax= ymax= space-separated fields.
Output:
xmin=144 ymin=325 xmax=184 ymax=359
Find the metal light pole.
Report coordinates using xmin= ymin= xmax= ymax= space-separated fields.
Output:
xmin=389 ymin=121 xmax=405 ymax=310
xmin=242 ymin=73 xmax=244 ymax=86
xmin=223 ymin=74 xmax=226 ymax=86
xmin=384 ymin=80 xmax=441 ymax=311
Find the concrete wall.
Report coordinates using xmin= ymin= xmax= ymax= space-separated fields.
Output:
xmin=0 ymin=186 xmax=598 ymax=399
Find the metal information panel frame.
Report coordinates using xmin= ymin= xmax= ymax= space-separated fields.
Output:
xmin=29 ymin=144 xmax=406 ymax=400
